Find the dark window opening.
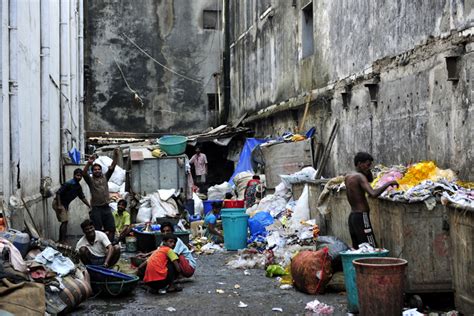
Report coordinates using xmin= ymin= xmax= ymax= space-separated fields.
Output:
xmin=203 ymin=10 xmax=221 ymax=30
xmin=301 ymin=3 xmax=314 ymax=58
xmin=208 ymin=93 xmax=218 ymax=110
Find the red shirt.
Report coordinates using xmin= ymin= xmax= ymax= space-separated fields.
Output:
xmin=143 ymin=246 xmax=178 ymax=282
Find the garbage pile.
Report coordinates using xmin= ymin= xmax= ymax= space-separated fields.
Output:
xmin=0 ymin=235 xmax=91 ymax=314
xmin=221 ymin=167 xmax=355 ymax=297
xmin=372 ymin=161 xmax=474 ymax=209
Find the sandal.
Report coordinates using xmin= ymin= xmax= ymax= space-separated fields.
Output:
xmin=166 ymin=285 xmax=183 ymax=293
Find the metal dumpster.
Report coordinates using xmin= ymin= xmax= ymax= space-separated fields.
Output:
xmin=292 ymin=181 xmax=327 ymax=235
xmin=130 ymin=155 xmax=187 ymax=195
xmin=370 ymin=199 xmax=453 ymax=293
xmin=447 ymin=205 xmax=474 ymax=314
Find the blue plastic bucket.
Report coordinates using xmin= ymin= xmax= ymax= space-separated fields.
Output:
xmin=340 ymin=250 xmax=389 ymax=313
xmin=221 ymin=213 xmax=249 ymax=250
xmin=221 ymin=208 xmax=246 ymax=216
xmin=203 ymin=200 xmax=223 ymax=216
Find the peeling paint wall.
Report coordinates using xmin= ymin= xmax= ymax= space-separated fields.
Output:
xmin=229 ymin=0 xmax=473 ymax=180
xmin=85 ymin=0 xmax=223 ymax=135
xmin=0 ymin=0 xmax=85 ymax=239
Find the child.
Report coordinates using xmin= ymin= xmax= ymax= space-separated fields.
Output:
xmin=203 ymin=202 xmax=224 ymax=243
xmin=140 ymin=234 xmax=182 ymax=293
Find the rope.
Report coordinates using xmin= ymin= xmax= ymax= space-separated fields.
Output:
xmin=121 ymin=33 xmax=201 ymax=83
xmin=112 ymin=54 xmax=144 ymax=107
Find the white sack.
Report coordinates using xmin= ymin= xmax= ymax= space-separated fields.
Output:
xmin=193 ymin=192 xmax=204 ymax=216
xmin=280 ymin=167 xmax=317 ymax=186
xmin=108 ymin=182 xmax=120 ymax=193
xmin=94 ymin=156 xmax=126 ymax=186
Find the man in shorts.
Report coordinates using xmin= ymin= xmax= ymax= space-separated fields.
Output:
xmin=344 ymin=152 xmax=398 ymax=249
xmin=53 ymin=168 xmax=90 ymax=243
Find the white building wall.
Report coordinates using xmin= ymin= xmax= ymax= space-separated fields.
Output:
xmin=0 ymin=0 xmax=84 ymax=239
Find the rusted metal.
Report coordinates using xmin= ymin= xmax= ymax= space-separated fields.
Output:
xmin=447 ymin=206 xmax=474 ymax=314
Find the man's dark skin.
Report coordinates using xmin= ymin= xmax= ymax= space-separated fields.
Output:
xmin=78 ymin=224 xmax=120 ymax=268
xmin=345 ymin=159 xmax=398 ymax=212
xmin=56 ymin=172 xmax=90 ymax=243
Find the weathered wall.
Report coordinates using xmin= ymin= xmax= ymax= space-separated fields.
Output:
xmin=229 ymin=0 xmax=474 ymax=180
xmin=85 ymin=0 xmax=223 ymax=135
xmin=0 ymin=0 xmax=85 ymax=239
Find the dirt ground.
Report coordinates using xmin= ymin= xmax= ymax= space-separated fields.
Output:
xmin=72 ymin=252 xmax=348 ymax=315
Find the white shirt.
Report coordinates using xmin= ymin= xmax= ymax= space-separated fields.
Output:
xmin=76 ymin=231 xmax=111 ymax=257
xmin=189 ymin=153 xmax=208 ymax=176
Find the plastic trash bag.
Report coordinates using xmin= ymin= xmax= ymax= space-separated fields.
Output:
xmin=68 ymin=147 xmax=81 ymax=164
xmin=136 ymin=197 xmax=152 ymax=223
xmin=265 ymin=265 xmax=287 ymax=277
xmin=316 ymin=235 xmax=350 ymax=272
xmin=280 ymin=167 xmax=317 ymax=186
xmin=248 ymin=211 xmax=274 ymax=238
xmin=193 ymin=192 xmax=204 ymax=216
xmin=290 ymin=185 xmax=310 ymax=230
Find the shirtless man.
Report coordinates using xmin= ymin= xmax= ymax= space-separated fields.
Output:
xmin=344 ymin=152 xmax=398 ymax=249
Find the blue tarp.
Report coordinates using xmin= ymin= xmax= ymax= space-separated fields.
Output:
xmin=229 ymin=138 xmax=266 ymax=185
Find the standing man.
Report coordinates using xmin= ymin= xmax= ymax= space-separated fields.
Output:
xmin=189 ymin=147 xmax=208 ymax=189
xmin=82 ymin=148 xmax=119 ymax=241
xmin=344 ymin=152 xmax=398 ymax=249
xmin=53 ymin=168 xmax=91 ymax=244
xmin=113 ymin=199 xmax=131 ymax=243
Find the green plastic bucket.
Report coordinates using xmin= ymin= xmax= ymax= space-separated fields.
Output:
xmin=221 ymin=213 xmax=249 ymax=250
xmin=340 ymin=249 xmax=389 ymax=313
xmin=158 ymin=135 xmax=187 ymax=155
xmin=221 ymin=208 xmax=246 ymax=216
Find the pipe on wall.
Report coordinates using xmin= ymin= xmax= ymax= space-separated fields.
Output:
xmin=1 ymin=0 xmax=11 ymax=216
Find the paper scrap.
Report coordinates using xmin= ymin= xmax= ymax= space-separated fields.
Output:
xmin=166 ymin=307 xmax=176 ymax=312
xmin=272 ymin=307 xmax=283 ymax=312
xmin=234 ymin=284 xmax=241 ymax=289
xmin=216 ymin=289 xmax=225 ymax=294
xmin=238 ymin=301 xmax=248 ymax=308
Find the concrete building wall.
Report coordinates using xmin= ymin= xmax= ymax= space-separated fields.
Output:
xmin=0 ymin=0 xmax=85 ymax=239
xmin=229 ymin=0 xmax=474 ymax=180
xmin=85 ymin=0 xmax=223 ymax=136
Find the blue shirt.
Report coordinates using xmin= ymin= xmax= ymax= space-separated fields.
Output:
xmin=57 ymin=179 xmax=85 ymax=209
xmin=173 ymin=238 xmax=197 ymax=269
xmin=204 ymin=213 xmax=217 ymax=226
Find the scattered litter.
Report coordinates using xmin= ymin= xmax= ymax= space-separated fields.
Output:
xmin=402 ymin=308 xmax=423 ymax=316
xmin=234 ymin=284 xmax=241 ymax=289
xmin=217 ymin=282 xmax=226 ymax=285
xmin=166 ymin=307 xmax=176 ymax=312
xmin=344 ymin=243 xmax=387 ymax=254
xmin=279 ymin=284 xmax=293 ymax=290
xmin=272 ymin=307 xmax=283 ymax=312
xmin=305 ymin=299 xmax=334 ymax=314
xmin=201 ymin=243 xmax=225 ymax=254
xmin=244 ymin=270 xmax=251 ymax=275
xmin=208 ymin=291 xmax=211 ymax=294
xmin=238 ymin=301 xmax=248 ymax=308
xmin=216 ymin=289 xmax=225 ymax=294
xmin=446 ymin=311 xmax=459 ymax=316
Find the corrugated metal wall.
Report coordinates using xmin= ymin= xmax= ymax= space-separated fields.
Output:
xmin=0 ymin=0 xmax=84 ymax=239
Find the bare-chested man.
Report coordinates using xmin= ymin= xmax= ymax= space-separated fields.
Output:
xmin=344 ymin=152 xmax=398 ymax=249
